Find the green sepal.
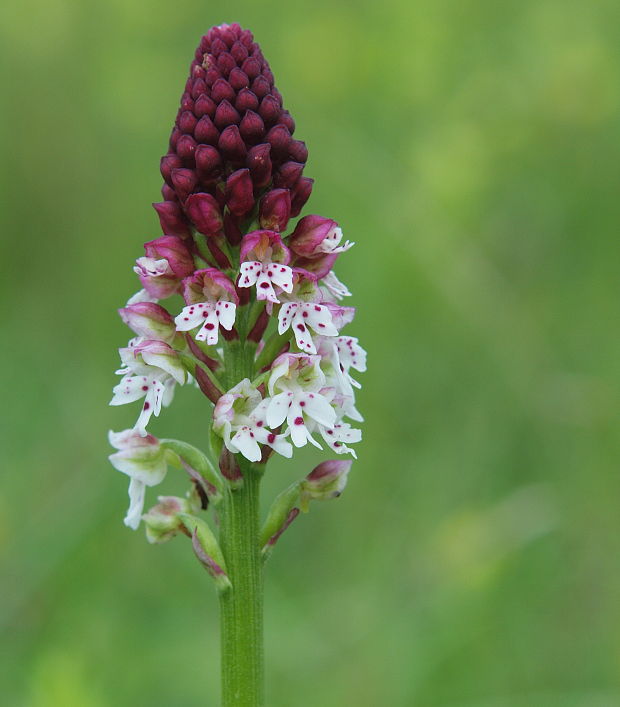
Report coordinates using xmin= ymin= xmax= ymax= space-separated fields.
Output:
xmin=260 ymin=482 xmax=301 ymax=559
xmin=160 ymin=439 xmax=224 ymax=504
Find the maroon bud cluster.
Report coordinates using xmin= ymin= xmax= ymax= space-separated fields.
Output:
xmin=155 ymin=24 xmax=312 ymax=240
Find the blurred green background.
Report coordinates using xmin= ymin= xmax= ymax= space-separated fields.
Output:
xmin=1 ymin=0 xmax=619 ymax=705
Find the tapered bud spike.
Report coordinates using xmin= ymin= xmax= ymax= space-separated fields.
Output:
xmin=259 ymin=188 xmax=291 ymax=231
xmin=225 ymin=168 xmax=254 ymax=215
xmin=184 ymin=192 xmax=224 ymax=235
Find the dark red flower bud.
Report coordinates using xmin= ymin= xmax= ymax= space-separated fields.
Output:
xmin=191 ymin=78 xmax=207 ymax=99
xmin=218 ymin=125 xmax=247 ymax=162
xmin=288 ymin=139 xmax=308 ymax=163
xmin=161 ymin=184 xmax=176 ymax=201
xmin=210 ymin=38 xmax=227 ymax=56
xmin=185 ymin=192 xmax=224 ymax=235
xmin=247 ymin=143 xmax=272 ymax=188
xmin=231 ymin=41 xmax=248 ymax=63
xmin=214 ymin=100 xmax=241 ymax=129
xmin=251 ymin=76 xmax=270 ymax=98
xmin=176 ymin=134 xmax=197 ymax=161
xmin=266 ymin=124 xmax=291 ymax=160
xmin=259 ymin=188 xmax=291 ymax=231
xmin=224 ymin=212 xmax=243 ymax=246
xmin=180 ymin=92 xmax=193 ymax=111
xmin=179 ymin=110 xmax=198 ymax=134
xmin=235 ymin=88 xmax=259 ymax=113
xmin=171 ymin=168 xmax=197 ymax=201
xmin=169 ymin=126 xmax=180 ymax=150
xmin=225 ymin=168 xmax=254 ymax=216
xmin=279 ymin=111 xmax=295 ymax=135
xmin=229 ymin=67 xmax=250 ymax=91
xmin=239 ymin=110 xmax=265 ymax=144
xmin=194 ymin=115 xmax=219 ymax=144
xmin=211 ymin=78 xmax=235 ymax=104
xmin=217 ymin=52 xmax=236 ymax=76
xmin=194 ymin=94 xmax=216 ymax=118
xmin=290 ymin=177 xmax=314 ymax=217
xmin=160 ymin=153 xmax=182 ymax=185
xmin=258 ymin=95 xmax=281 ymax=125
xmin=153 ymin=201 xmax=191 ymax=238
xmin=273 ymin=161 xmax=304 ymax=189
xmin=242 ymin=57 xmax=261 ymax=80
xmin=195 ymin=144 xmax=222 ymax=179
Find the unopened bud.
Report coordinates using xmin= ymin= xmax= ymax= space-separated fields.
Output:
xmin=299 ymin=460 xmax=352 ymax=512
xmin=143 ymin=495 xmax=197 ymax=544
xmin=184 ymin=192 xmax=224 ymax=235
xmin=225 ymin=168 xmax=254 ymax=216
xmin=259 ymin=188 xmax=291 ymax=231
xmin=118 ymin=302 xmax=177 ymax=343
xmin=153 ymin=201 xmax=191 ymax=238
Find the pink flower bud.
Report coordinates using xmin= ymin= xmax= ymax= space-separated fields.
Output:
xmin=300 ymin=460 xmax=352 ymax=511
xmin=160 ymin=153 xmax=182 ymax=185
xmin=240 ymin=230 xmax=291 ymax=264
xmin=288 ymin=215 xmax=339 ymax=256
xmin=152 ymin=201 xmax=191 ymax=238
xmin=288 ymin=139 xmax=308 ymax=163
xmin=183 ymin=268 xmax=239 ymax=306
xmin=176 ymin=134 xmax=197 ymax=161
xmin=265 ymin=124 xmax=291 ymax=159
xmin=235 ymin=88 xmax=259 ymax=112
xmin=279 ymin=111 xmax=296 ymax=135
xmin=119 ymin=303 xmax=177 ymax=343
xmin=259 ymin=188 xmax=291 ymax=231
xmin=214 ymin=99 xmax=241 ymax=129
xmin=194 ymin=94 xmax=216 ymax=117
xmin=239 ymin=110 xmax=265 ymax=144
xmin=144 ymin=235 xmax=194 ymax=278
xmin=184 ymin=192 xmax=224 ymax=235
xmin=225 ymin=168 xmax=254 ymax=215
xmin=211 ymin=78 xmax=235 ymax=103
xmin=258 ymin=95 xmax=281 ymax=125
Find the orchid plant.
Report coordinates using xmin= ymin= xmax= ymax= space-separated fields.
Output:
xmin=108 ymin=23 xmax=365 ymax=706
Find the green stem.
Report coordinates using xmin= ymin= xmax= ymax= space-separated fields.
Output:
xmin=219 ymin=465 xmax=264 ymax=707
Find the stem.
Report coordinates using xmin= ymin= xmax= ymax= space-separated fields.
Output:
xmin=219 ymin=465 xmax=264 ymax=706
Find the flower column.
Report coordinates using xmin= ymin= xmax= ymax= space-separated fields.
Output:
xmin=108 ymin=23 xmax=366 ymax=707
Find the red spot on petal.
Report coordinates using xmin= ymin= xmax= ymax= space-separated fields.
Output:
xmin=260 ymin=282 xmax=270 ymax=289
xmin=294 ymin=416 xmax=304 ymax=425
xmin=144 ymin=402 xmax=150 ymax=410
xmin=142 ymin=385 xmax=148 ymax=391
xmin=205 ymin=323 xmax=215 ymax=330
xmin=267 ymin=433 xmax=276 ymax=443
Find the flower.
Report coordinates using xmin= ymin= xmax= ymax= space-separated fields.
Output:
xmin=110 ymin=339 xmax=187 ymax=435
xmin=175 ymin=268 xmax=238 ymax=345
xmin=134 ymin=235 xmax=195 ymax=299
xmin=278 ymin=301 xmax=339 ymax=354
xmin=266 ymin=354 xmax=336 ymax=448
xmin=320 ymin=271 xmax=352 ymax=300
xmin=118 ymin=302 xmax=177 ymax=344
xmin=238 ymin=230 xmax=293 ymax=304
xmin=108 ymin=429 xmax=169 ymax=529
xmin=213 ymin=379 xmax=292 ymax=462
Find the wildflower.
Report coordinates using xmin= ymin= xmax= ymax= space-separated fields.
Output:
xmin=238 ymin=230 xmax=293 ymax=304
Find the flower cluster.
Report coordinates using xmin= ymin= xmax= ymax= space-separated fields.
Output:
xmin=108 ymin=24 xmax=365 ymax=534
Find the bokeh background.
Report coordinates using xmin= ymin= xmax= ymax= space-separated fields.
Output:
xmin=1 ymin=0 xmax=619 ymax=705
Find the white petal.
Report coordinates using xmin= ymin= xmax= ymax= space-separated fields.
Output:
xmin=269 ymin=264 xmax=294 ymax=293
xmin=230 ymin=427 xmax=262 ymax=462
xmin=196 ymin=309 xmax=221 ymax=345
xmin=238 ymin=261 xmax=261 ymax=288
xmin=300 ymin=392 xmax=337 ymax=428
xmin=278 ymin=303 xmax=298 ymax=335
xmin=255 ymin=272 xmax=280 ymax=303
xmin=291 ymin=315 xmax=316 ymax=354
xmin=124 ymin=478 xmax=146 ymax=530
xmin=110 ymin=376 xmax=149 ymax=406
xmin=216 ymin=301 xmax=236 ymax=331
xmin=304 ymin=304 xmax=339 ymax=337
xmin=175 ymin=303 xmax=211 ymax=332
xmin=266 ymin=392 xmax=292 ymax=428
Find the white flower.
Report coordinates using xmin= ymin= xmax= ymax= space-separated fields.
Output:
xmin=238 ymin=261 xmax=293 ymax=304
xmin=278 ymin=302 xmax=339 ymax=354
xmin=108 ymin=429 xmax=169 ymax=529
xmin=110 ymin=339 xmax=187 ymax=435
xmin=321 ymin=271 xmax=352 ymax=300
xmin=266 ymin=354 xmax=337 ymax=448
xmin=213 ymin=379 xmax=292 ymax=462
xmin=314 ymin=226 xmax=354 ymax=254
xmin=175 ymin=300 xmax=236 ymax=346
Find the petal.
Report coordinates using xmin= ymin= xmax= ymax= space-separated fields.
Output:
xmin=230 ymin=427 xmax=262 ymax=462
xmin=124 ymin=478 xmax=146 ymax=530
xmin=300 ymin=392 xmax=337 ymax=428
xmin=110 ymin=376 xmax=149 ymax=406
xmin=175 ymin=302 xmax=211 ymax=331
xmin=216 ymin=301 xmax=237 ymax=331
xmin=196 ymin=309 xmax=221 ymax=345
xmin=304 ymin=304 xmax=339 ymax=337
xmin=266 ymin=392 xmax=292 ymax=428
xmin=277 ymin=303 xmax=298 ymax=335
xmin=255 ymin=272 xmax=280 ymax=303
xmin=238 ymin=261 xmax=261 ymax=288
xmin=291 ymin=315 xmax=316 ymax=354
xmin=269 ymin=264 xmax=294 ymax=292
